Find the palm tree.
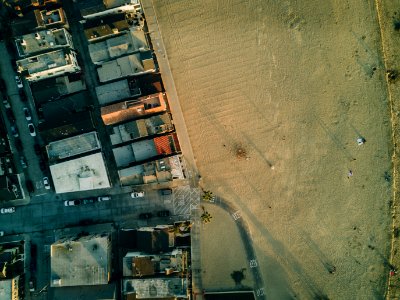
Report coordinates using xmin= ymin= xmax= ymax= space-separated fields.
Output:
xmin=201 ymin=206 xmax=212 ymax=224
xmin=201 ymin=190 xmax=215 ymax=202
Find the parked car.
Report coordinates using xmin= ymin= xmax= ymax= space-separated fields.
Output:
xmin=29 ymin=278 xmax=36 ymax=292
xmin=5 ymin=108 xmax=15 ymax=123
xmin=26 ymin=180 xmax=34 ymax=193
xmin=0 ymin=207 xmax=15 ymax=214
xmin=98 ymin=196 xmax=111 ymax=201
xmin=43 ymin=177 xmax=50 ymax=189
xmin=157 ymin=210 xmax=170 ymax=217
xmin=160 ymin=188 xmax=172 ymax=195
xmin=64 ymin=199 xmax=81 ymax=206
xmin=10 ymin=125 xmax=18 ymax=137
xmin=0 ymin=78 xmax=7 ymax=92
xmin=23 ymin=107 xmax=31 ymax=121
xmin=20 ymin=156 xmax=27 ymax=168
xmin=2 ymin=95 xmax=10 ymax=108
xmin=131 ymin=191 xmax=145 ymax=198
xmin=139 ymin=212 xmax=153 ymax=219
xmin=15 ymin=75 xmax=23 ymax=88
xmin=34 ymin=144 xmax=41 ymax=155
xmin=15 ymin=139 xmax=23 ymax=152
xmin=38 ymin=159 xmax=46 ymax=171
xmin=82 ymin=198 xmax=96 ymax=205
xmin=19 ymin=89 xmax=27 ymax=102
xmin=0 ymin=231 xmax=4 ymax=236
xmin=28 ymin=122 xmax=36 ymax=136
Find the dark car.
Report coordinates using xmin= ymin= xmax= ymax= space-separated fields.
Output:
xmin=0 ymin=78 xmax=6 ymax=92
xmin=160 ymin=188 xmax=172 ymax=195
xmin=38 ymin=159 xmax=46 ymax=171
xmin=34 ymin=144 xmax=41 ymax=155
xmin=82 ymin=198 xmax=96 ymax=205
xmin=139 ymin=212 xmax=153 ymax=219
xmin=157 ymin=210 xmax=170 ymax=217
xmin=26 ymin=180 xmax=34 ymax=193
xmin=19 ymin=89 xmax=27 ymax=102
xmin=15 ymin=139 xmax=23 ymax=152
xmin=5 ymin=108 xmax=15 ymax=123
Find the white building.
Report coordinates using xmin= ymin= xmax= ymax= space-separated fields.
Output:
xmin=16 ymin=49 xmax=80 ymax=82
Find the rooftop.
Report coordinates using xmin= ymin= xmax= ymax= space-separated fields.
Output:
xmin=119 ymin=155 xmax=184 ymax=186
xmin=47 ymin=131 xmax=101 ymax=162
xmin=37 ymin=8 xmax=65 ymax=27
xmin=113 ymin=139 xmax=158 ymax=168
xmin=78 ymin=0 xmax=141 ymax=18
xmin=31 ymin=74 xmax=87 ymax=104
xmin=17 ymin=48 xmax=75 ymax=76
xmin=110 ymin=113 xmax=174 ymax=145
xmin=49 ymin=152 xmax=110 ymax=193
xmin=101 ymin=93 xmax=168 ymax=126
xmin=96 ymin=79 xmax=131 ymax=105
xmin=15 ymin=28 xmax=72 ymax=57
xmin=0 ymin=276 xmax=19 ymax=299
xmin=50 ymin=234 xmax=111 ymax=287
xmin=97 ymin=51 xmax=155 ymax=83
xmin=88 ymin=28 xmax=149 ymax=64
xmin=39 ymin=110 xmax=94 ymax=143
xmin=83 ymin=12 xmax=142 ymax=42
xmin=122 ymin=277 xmax=188 ymax=299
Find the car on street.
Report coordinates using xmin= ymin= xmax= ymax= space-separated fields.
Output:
xmin=28 ymin=122 xmax=36 ymax=136
xmin=43 ymin=177 xmax=50 ymax=189
xmin=15 ymin=139 xmax=23 ymax=152
xmin=157 ymin=210 xmax=170 ymax=217
xmin=26 ymin=180 xmax=34 ymax=194
xmin=0 ymin=231 xmax=4 ymax=236
xmin=160 ymin=188 xmax=172 ymax=195
xmin=5 ymin=108 xmax=15 ymax=123
xmin=20 ymin=156 xmax=27 ymax=168
xmin=2 ymin=95 xmax=10 ymax=108
xmin=23 ymin=107 xmax=31 ymax=121
xmin=39 ymin=159 xmax=46 ymax=171
xmin=29 ymin=278 xmax=36 ymax=292
xmin=64 ymin=199 xmax=81 ymax=206
xmin=98 ymin=196 xmax=111 ymax=201
xmin=34 ymin=144 xmax=41 ymax=155
xmin=82 ymin=198 xmax=96 ymax=205
xmin=19 ymin=89 xmax=27 ymax=102
xmin=15 ymin=75 xmax=23 ymax=88
xmin=139 ymin=212 xmax=153 ymax=219
xmin=10 ymin=125 xmax=18 ymax=137
xmin=131 ymin=191 xmax=145 ymax=198
xmin=0 ymin=78 xmax=7 ymax=92
xmin=1 ymin=207 xmax=15 ymax=214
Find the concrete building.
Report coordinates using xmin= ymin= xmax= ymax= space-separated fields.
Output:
xmin=0 ymin=275 xmax=22 ymax=300
xmin=49 ymin=152 xmax=111 ymax=194
xmin=46 ymin=131 xmax=101 ymax=162
xmin=122 ymin=277 xmax=188 ymax=299
xmin=101 ymin=93 xmax=168 ymax=126
xmin=118 ymin=155 xmax=184 ymax=186
xmin=17 ymin=48 xmax=80 ymax=82
xmin=110 ymin=113 xmax=174 ymax=146
xmin=77 ymin=0 xmax=141 ymax=19
xmin=31 ymin=73 xmax=86 ymax=104
xmin=50 ymin=234 xmax=112 ymax=287
xmin=97 ymin=50 xmax=155 ymax=83
xmin=122 ymin=249 xmax=186 ymax=277
xmin=83 ymin=12 xmax=142 ymax=42
xmin=15 ymin=28 xmax=73 ymax=58
xmin=11 ymin=7 xmax=67 ymax=36
xmin=88 ymin=28 xmax=149 ymax=64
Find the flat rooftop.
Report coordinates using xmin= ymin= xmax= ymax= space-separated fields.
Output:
xmin=113 ymin=139 xmax=158 ymax=167
xmin=89 ymin=28 xmax=149 ymax=64
xmin=51 ymin=235 xmax=111 ymax=287
xmin=49 ymin=152 xmax=110 ymax=193
xmin=17 ymin=49 xmax=73 ymax=75
xmin=96 ymin=80 xmax=131 ymax=105
xmin=122 ymin=277 xmax=187 ymax=299
xmin=15 ymin=28 xmax=71 ymax=57
xmin=47 ymin=131 xmax=101 ymax=162
xmin=101 ymin=93 xmax=168 ymax=126
xmin=97 ymin=51 xmax=155 ymax=82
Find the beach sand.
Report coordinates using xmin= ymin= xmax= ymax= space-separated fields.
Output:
xmin=144 ymin=0 xmax=393 ymax=298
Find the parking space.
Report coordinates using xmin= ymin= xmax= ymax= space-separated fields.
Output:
xmin=172 ymin=186 xmax=200 ymax=216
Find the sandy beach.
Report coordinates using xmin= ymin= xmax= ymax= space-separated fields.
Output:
xmin=143 ymin=0 xmax=394 ymax=298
